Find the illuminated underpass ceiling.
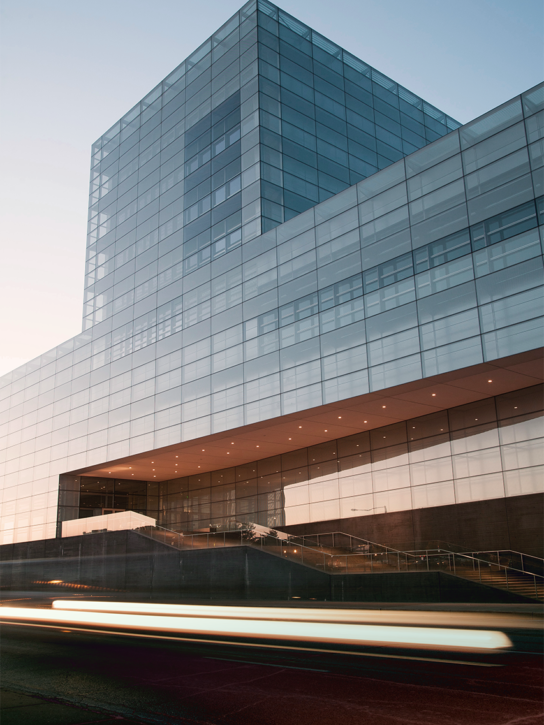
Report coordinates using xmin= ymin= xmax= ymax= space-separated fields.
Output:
xmin=71 ymin=350 xmax=543 ymax=483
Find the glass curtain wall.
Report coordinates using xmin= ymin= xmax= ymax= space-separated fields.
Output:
xmin=158 ymin=385 xmax=544 ymax=532
xmin=84 ymin=2 xmax=260 ymax=334
xmin=256 ymin=0 xmax=459 ymax=231
xmin=0 ymin=60 xmax=541 ymax=544
xmin=83 ymin=0 xmax=459 ymax=337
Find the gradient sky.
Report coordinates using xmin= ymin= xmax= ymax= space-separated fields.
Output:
xmin=0 ymin=0 xmax=542 ymax=377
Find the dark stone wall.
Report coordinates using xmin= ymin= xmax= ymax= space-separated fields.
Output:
xmin=331 ymin=571 xmax=529 ymax=604
xmin=0 ymin=530 xmax=530 ymax=603
xmin=280 ymin=493 xmax=544 ymax=558
xmin=0 ymin=531 xmax=330 ymax=602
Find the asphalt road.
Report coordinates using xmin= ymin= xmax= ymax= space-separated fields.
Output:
xmin=1 ymin=622 xmax=543 ymax=725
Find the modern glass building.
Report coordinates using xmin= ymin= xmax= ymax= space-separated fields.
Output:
xmin=1 ymin=1 xmax=543 ymax=556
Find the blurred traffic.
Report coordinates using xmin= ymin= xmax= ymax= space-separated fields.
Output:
xmin=0 ymin=599 xmax=519 ymax=653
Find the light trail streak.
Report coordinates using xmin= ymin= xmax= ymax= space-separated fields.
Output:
xmin=51 ymin=600 xmax=539 ymax=631
xmin=0 ymin=620 xmax=502 ymax=666
xmin=0 ymin=605 xmax=512 ymax=651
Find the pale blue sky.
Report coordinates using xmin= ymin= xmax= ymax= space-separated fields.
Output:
xmin=0 ymin=0 xmax=542 ymax=375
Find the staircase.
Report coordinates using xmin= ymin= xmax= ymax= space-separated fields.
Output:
xmin=459 ymin=566 xmax=544 ymax=600
xmin=132 ymin=523 xmax=544 ymax=602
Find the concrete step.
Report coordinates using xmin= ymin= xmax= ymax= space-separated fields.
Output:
xmin=457 ymin=570 xmax=543 ymax=600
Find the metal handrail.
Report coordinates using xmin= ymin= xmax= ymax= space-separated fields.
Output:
xmin=293 ymin=531 xmax=544 ymax=565
xmin=404 ymin=549 xmax=544 ymax=581
xmin=292 ymin=530 xmax=460 ymax=553
xmin=293 ymin=530 xmax=405 ymax=554
xmin=133 ymin=525 xmax=246 ymax=550
xmin=287 ymin=531 xmax=544 ymax=587
xmin=133 ymin=525 xmax=535 ymax=574
xmin=287 ymin=532 xmax=413 ymax=562
xmin=449 ymin=548 xmax=542 ymax=562
xmin=460 ymin=549 xmax=544 ymax=576
xmin=131 ymin=523 xmax=543 ymax=600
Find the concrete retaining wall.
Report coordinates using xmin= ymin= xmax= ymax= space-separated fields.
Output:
xmin=0 ymin=530 xmax=530 ymax=603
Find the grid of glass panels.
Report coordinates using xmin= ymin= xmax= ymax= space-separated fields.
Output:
xmin=83 ymin=0 xmax=459 ymax=339
xmin=157 ymin=385 xmax=544 ymax=531
xmin=84 ymin=2 xmax=260 ymax=334
xmin=256 ymin=0 xmax=460 ymax=231
xmin=0 ymin=78 xmax=542 ymax=544
xmin=77 ymin=476 xmax=156 ymax=519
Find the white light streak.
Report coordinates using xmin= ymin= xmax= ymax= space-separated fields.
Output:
xmin=51 ymin=600 xmax=537 ymax=631
xmin=0 ymin=605 xmax=512 ymax=651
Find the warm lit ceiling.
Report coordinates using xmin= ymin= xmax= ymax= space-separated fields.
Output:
xmin=71 ymin=349 xmax=543 ymax=483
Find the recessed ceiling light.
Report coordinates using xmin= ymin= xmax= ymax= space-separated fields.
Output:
xmin=338 ymin=416 xmax=342 ymax=419
xmin=431 ymin=393 xmax=436 ymax=397
xmin=382 ymin=405 xmax=386 ymax=409
xmin=324 ymin=429 xmax=328 ymax=432
xmin=288 ymin=437 xmax=291 ymax=440
xmin=364 ymin=420 xmax=367 ymax=423
xmin=256 ymin=445 xmax=260 ymax=448
xmin=298 ymin=426 xmax=302 ymax=428
xmin=488 ymin=379 xmax=492 ymax=383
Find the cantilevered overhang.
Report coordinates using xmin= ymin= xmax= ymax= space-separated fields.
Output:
xmin=69 ymin=349 xmax=543 ymax=483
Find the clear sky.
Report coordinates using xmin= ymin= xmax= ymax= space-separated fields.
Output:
xmin=0 ymin=0 xmax=542 ymax=377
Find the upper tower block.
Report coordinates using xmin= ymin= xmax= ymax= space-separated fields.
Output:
xmin=84 ymin=0 xmax=459 ymax=333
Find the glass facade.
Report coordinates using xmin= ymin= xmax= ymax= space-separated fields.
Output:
xmin=157 ymin=385 xmax=543 ymax=532
xmin=83 ymin=0 xmax=458 ymax=335
xmin=256 ymin=2 xmax=459 ymax=230
xmin=0 ymin=1 xmax=542 ymax=546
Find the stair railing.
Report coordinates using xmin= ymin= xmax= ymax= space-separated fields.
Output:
xmin=131 ymin=523 xmax=543 ymax=600
xmin=459 ymin=550 xmax=544 ymax=577
xmin=403 ymin=548 xmax=543 ymax=599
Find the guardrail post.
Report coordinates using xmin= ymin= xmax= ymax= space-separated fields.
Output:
xmin=452 ymin=553 xmax=456 ymax=575
xmin=426 ymin=551 xmax=429 ymax=571
xmin=478 ymin=559 xmax=481 ymax=582
xmin=505 ymin=567 xmax=509 ymax=591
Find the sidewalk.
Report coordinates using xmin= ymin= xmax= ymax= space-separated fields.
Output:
xmin=0 ymin=689 xmax=146 ymax=725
